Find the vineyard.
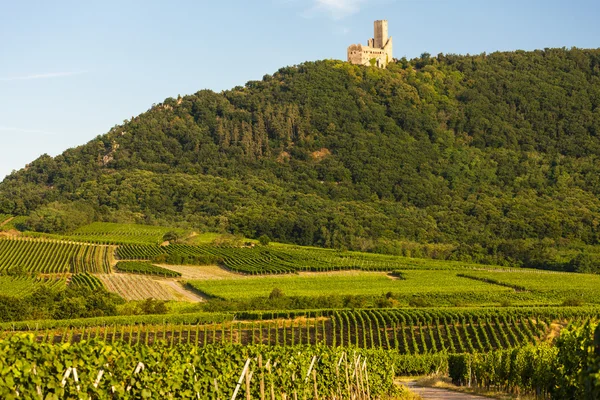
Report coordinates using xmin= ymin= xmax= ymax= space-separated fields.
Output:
xmin=1 ymin=221 xmax=599 ymax=399
xmin=0 ymin=275 xmax=65 ymax=297
xmin=60 ymin=222 xmax=187 ymax=245
xmin=0 ymin=237 xmax=113 ymax=274
xmin=116 ymin=242 xmax=493 ymax=274
xmin=6 ymin=307 xmax=597 ymax=352
xmin=448 ymin=322 xmax=600 ymax=399
xmin=115 ymin=261 xmax=181 ymax=277
xmin=69 ymin=273 xmax=104 ymax=290
xmin=186 ymin=269 xmax=572 ymax=305
xmin=96 ymin=273 xmax=183 ymax=301
xmin=458 ymin=270 xmax=600 ymax=303
xmin=0 ymin=335 xmax=401 ymax=399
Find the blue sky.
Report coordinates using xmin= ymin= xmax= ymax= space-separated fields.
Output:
xmin=1 ymin=0 xmax=599 ymax=179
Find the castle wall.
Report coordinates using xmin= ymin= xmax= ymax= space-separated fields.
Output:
xmin=347 ymin=20 xmax=393 ymax=68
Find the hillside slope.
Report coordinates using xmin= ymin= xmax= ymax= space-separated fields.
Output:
xmin=2 ymin=48 xmax=600 ymax=269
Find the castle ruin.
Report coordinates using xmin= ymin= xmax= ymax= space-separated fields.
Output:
xmin=347 ymin=20 xmax=393 ymax=68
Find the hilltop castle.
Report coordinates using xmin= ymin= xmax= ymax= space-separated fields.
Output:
xmin=347 ymin=20 xmax=393 ymax=68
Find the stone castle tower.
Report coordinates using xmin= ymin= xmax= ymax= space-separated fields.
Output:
xmin=347 ymin=20 xmax=393 ymax=68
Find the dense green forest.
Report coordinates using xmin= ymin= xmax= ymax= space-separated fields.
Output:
xmin=2 ymin=48 xmax=600 ymax=271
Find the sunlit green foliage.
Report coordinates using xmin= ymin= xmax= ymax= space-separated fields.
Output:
xmin=2 ymin=49 xmax=600 ymax=270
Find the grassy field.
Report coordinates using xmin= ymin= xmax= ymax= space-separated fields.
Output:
xmin=186 ymin=268 xmax=600 ymax=306
xmin=188 ymin=270 xmax=509 ymax=300
xmin=460 ymin=270 xmax=600 ymax=303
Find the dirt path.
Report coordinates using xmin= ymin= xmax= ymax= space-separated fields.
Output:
xmin=0 ymin=216 xmax=14 ymax=227
xmin=405 ymin=382 xmax=490 ymax=400
xmin=160 ymin=279 xmax=205 ymax=302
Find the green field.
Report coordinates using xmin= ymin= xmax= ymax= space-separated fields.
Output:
xmin=188 ymin=268 xmax=600 ymax=306
xmin=459 ymin=270 xmax=600 ymax=303
xmin=187 ymin=270 xmax=509 ymax=300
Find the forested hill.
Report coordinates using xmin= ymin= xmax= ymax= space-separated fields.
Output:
xmin=2 ymin=48 xmax=600 ymax=270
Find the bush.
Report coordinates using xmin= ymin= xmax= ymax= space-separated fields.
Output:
xmin=162 ymin=231 xmax=180 ymax=243
xmin=268 ymin=287 xmax=284 ymax=299
xmin=258 ymin=234 xmax=271 ymax=246
xmin=562 ymin=297 xmax=585 ymax=306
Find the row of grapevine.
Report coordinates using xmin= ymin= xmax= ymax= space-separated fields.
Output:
xmin=116 ymin=243 xmax=402 ymax=274
xmin=115 ymin=261 xmax=181 ymax=277
xmin=448 ymin=322 xmax=600 ymax=399
xmin=117 ymin=244 xmax=165 ymax=259
xmin=0 ymin=334 xmax=400 ymax=399
xmin=5 ymin=310 xmax=550 ymax=353
xmin=0 ymin=275 xmax=65 ymax=297
xmin=96 ymin=274 xmax=180 ymax=301
xmin=65 ymin=222 xmax=186 ymax=245
xmin=330 ymin=310 xmax=543 ymax=352
xmin=69 ymin=273 xmax=104 ymax=290
xmin=0 ymin=237 xmax=112 ymax=274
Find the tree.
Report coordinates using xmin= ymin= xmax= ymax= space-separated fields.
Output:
xmin=258 ymin=234 xmax=271 ymax=246
xmin=269 ymin=287 xmax=284 ymax=300
xmin=162 ymin=231 xmax=179 ymax=243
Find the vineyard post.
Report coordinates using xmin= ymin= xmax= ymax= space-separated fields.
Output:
xmin=259 ymin=354 xmax=265 ymax=400
xmin=353 ymin=355 xmax=363 ymax=399
xmin=231 ymin=358 xmax=251 ymax=400
xmin=245 ymin=369 xmax=253 ymax=400
xmin=211 ymin=378 xmax=220 ymax=400
xmin=335 ymin=353 xmax=343 ymax=399
xmin=344 ymin=354 xmax=351 ymax=399
xmin=267 ymin=361 xmax=276 ymax=400
xmin=363 ymin=360 xmax=370 ymax=400
xmin=312 ymin=369 xmax=319 ymax=400
xmin=291 ymin=372 xmax=298 ymax=400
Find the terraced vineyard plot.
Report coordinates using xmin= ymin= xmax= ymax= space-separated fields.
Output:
xmin=0 ymin=237 xmax=113 ymax=273
xmin=64 ymin=222 xmax=186 ymax=245
xmin=0 ymin=276 xmax=65 ymax=297
xmin=69 ymin=273 xmax=104 ymax=290
xmin=115 ymin=261 xmax=181 ymax=277
xmin=275 ymin=245 xmax=491 ymax=271
xmin=168 ymin=244 xmax=298 ymax=273
xmin=97 ymin=273 xmax=183 ymax=301
xmin=188 ymin=270 xmax=526 ymax=304
xmin=117 ymin=244 xmax=164 ymax=259
xmin=119 ymin=242 xmax=502 ymax=275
